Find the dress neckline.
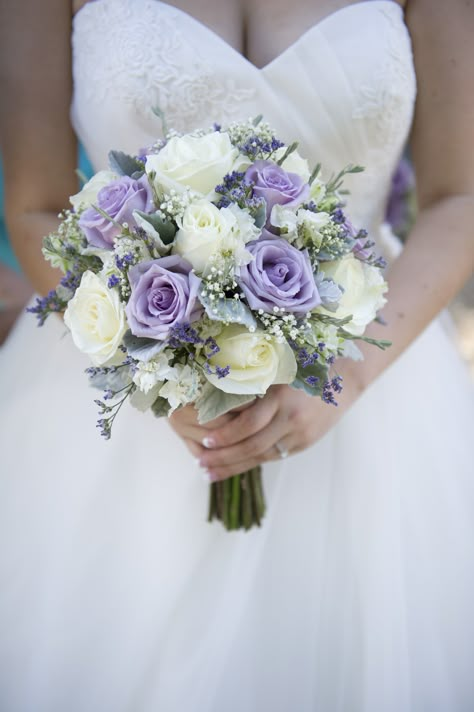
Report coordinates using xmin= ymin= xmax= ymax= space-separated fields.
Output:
xmin=73 ymin=0 xmax=405 ymax=72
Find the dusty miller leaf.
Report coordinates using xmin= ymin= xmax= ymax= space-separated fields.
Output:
xmin=108 ymin=150 xmax=145 ymax=177
xmin=123 ymin=330 xmax=167 ymax=362
xmin=195 ymin=382 xmax=256 ymax=424
xmin=199 ymin=288 xmax=257 ymax=329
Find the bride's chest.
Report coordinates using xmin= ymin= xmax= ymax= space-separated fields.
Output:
xmin=73 ymin=0 xmax=406 ymax=70
xmin=71 ymin=0 xmax=416 ymax=211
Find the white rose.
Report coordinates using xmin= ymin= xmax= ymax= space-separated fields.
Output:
xmin=173 ymin=200 xmax=254 ymax=273
xmin=64 ymin=270 xmax=127 ymax=365
xmin=206 ymin=325 xmax=297 ymax=395
xmin=145 ymin=131 xmax=239 ymax=197
xmin=69 ymin=170 xmax=118 ymax=211
xmin=319 ymin=254 xmax=388 ymax=336
xmin=274 ymin=147 xmax=311 ymax=183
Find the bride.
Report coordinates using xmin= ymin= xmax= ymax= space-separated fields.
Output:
xmin=1 ymin=0 xmax=473 ymax=709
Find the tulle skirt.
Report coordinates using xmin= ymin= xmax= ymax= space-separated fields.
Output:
xmin=0 ymin=307 xmax=473 ymax=711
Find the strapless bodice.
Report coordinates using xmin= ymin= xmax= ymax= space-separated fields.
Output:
xmin=71 ymin=0 xmax=416 ymax=237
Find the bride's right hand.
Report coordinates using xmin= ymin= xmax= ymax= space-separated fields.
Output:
xmin=168 ymin=407 xmax=235 ymax=462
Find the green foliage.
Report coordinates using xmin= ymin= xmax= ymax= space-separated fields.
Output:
xmin=291 ymin=360 xmax=328 ymax=396
xmin=108 ymin=150 xmax=145 ymax=178
xmin=199 ymin=288 xmax=257 ymax=329
xmin=134 ymin=210 xmax=176 ymax=245
xmin=122 ymin=330 xmax=167 ymax=361
xmin=195 ymin=382 xmax=256 ymax=424
xmin=151 ymin=395 xmax=171 ymax=418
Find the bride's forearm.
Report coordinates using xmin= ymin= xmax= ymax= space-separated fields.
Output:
xmin=352 ymin=194 xmax=474 ymax=390
xmin=7 ymin=211 xmax=64 ymax=296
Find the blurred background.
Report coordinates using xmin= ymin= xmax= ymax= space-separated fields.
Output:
xmin=1 ymin=150 xmax=473 ymax=377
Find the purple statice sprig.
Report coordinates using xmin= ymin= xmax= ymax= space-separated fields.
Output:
xmin=237 ymin=134 xmax=285 ymax=161
xmin=27 ymin=289 xmax=69 ymax=326
xmin=94 ymin=381 xmax=135 ymax=439
xmin=352 ymin=231 xmax=388 ymax=269
xmin=167 ymin=323 xmax=230 ymax=380
xmin=322 ymin=375 xmax=343 ymax=406
xmin=214 ymin=171 xmax=264 ymax=216
xmin=85 ymin=353 xmax=137 ymax=439
xmin=226 ymin=117 xmax=285 ymax=162
xmin=28 ymin=267 xmax=86 ymax=326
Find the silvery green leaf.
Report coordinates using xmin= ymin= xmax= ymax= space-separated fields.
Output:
xmin=56 ymin=284 xmax=73 ymax=301
xmin=291 ymin=360 xmax=328 ymax=397
xmin=129 ymin=383 xmax=163 ymax=412
xmin=151 ymin=106 xmax=169 ymax=135
xmin=314 ymin=273 xmax=343 ymax=310
xmin=123 ymin=329 xmax=167 ymax=361
xmin=253 ymin=201 xmax=267 ymax=229
xmin=87 ymin=368 xmax=132 ymax=392
xmin=199 ymin=288 xmax=257 ymax=329
xmin=108 ymin=150 xmax=145 ymax=177
xmin=339 ymin=331 xmax=392 ymax=351
xmin=308 ymin=162 xmax=321 ymax=185
xmin=196 ymin=382 xmax=256 ymax=424
xmin=134 ymin=210 xmax=176 ymax=246
xmin=276 ymin=142 xmax=298 ymax=166
xmin=151 ymin=395 xmax=172 ymax=418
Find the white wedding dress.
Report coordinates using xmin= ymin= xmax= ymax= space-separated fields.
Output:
xmin=1 ymin=1 xmax=473 ymax=710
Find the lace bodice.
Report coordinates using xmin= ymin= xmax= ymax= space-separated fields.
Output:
xmin=71 ymin=0 xmax=416 ymax=240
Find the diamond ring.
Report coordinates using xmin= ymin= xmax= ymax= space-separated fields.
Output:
xmin=275 ymin=440 xmax=289 ymax=459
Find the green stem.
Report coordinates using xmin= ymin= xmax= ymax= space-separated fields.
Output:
xmin=207 ymin=467 xmax=266 ymax=531
xmin=229 ymin=474 xmax=241 ymax=530
xmin=222 ymin=478 xmax=232 ymax=529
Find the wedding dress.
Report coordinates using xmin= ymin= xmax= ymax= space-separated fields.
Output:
xmin=1 ymin=1 xmax=473 ymax=710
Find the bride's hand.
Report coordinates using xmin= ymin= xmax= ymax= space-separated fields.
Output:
xmin=169 ymin=365 xmax=363 ymax=481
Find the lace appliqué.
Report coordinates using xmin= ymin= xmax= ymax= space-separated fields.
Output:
xmin=350 ymin=6 xmax=417 ymax=233
xmin=73 ymin=0 xmax=256 ymax=133
xmin=352 ymin=7 xmax=416 ymax=147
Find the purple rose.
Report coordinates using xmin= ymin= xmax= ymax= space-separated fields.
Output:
xmin=238 ymin=238 xmax=321 ymax=315
xmin=245 ymin=160 xmax=310 ymax=221
xmin=126 ymin=255 xmax=202 ymax=340
xmin=79 ymin=175 xmax=154 ymax=249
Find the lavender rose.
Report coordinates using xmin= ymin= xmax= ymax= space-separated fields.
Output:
xmin=79 ymin=175 xmax=154 ymax=249
xmin=126 ymin=255 xmax=202 ymax=340
xmin=245 ymin=160 xmax=310 ymax=222
xmin=239 ymin=238 xmax=321 ymax=314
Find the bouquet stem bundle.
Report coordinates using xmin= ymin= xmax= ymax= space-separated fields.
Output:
xmin=208 ymin=467 xmax=265 ymax=530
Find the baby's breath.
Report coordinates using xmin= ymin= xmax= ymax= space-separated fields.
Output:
xmin=159 ymin=188 xmax=197 ymax=221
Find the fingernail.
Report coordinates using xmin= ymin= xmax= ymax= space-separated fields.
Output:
xmin=206 ymin=470 xmax=219 ymax=482
xmin=202 ymin=436 xmax=216 ymax=449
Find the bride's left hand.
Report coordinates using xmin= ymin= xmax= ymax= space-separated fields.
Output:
xmin=174 ymin=366 xmax=363 ymax=481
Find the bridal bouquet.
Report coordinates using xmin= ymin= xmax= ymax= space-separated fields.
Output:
xmin=31 ymin=116 xmax=389 ymax=531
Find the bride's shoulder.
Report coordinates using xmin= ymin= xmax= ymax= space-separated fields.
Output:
xmin=73 ymin=0 xmax=93 ymax=16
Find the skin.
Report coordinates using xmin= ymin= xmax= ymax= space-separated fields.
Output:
xmin=0 ymin=264 xmax=32 ymax=345
xmin=1 ymin=0 xmax=473 ymax=481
